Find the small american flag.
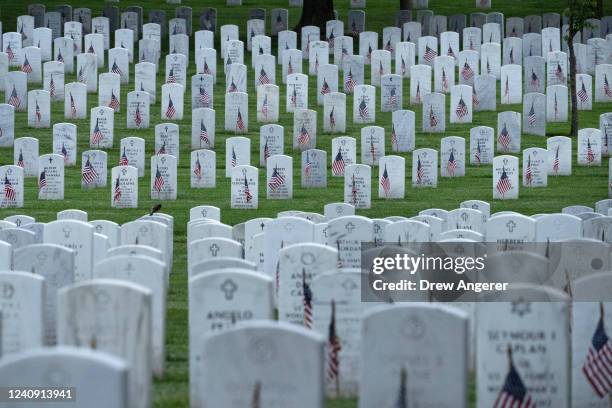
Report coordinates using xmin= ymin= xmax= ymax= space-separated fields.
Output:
xmin=38 ymin=169 xmax=47 ymax=189
xmin=493 ymin=348 xmax=535 ymax=408
xmin=345 ymin=69 xmax=356 ymax=93
xmin=351 ymin=20 xmax=358 ymax=36
xmin=109 ymin=90 xmax=120 ymax=111
xmin=87 ymin=44 xmax=95 ymax=54
xmin=61 ymin=144 xmax=69 ymax=163
xmin=203 ymin=60 xmax=211 ymax=75
xmin=328 ymin=29 xmax=335 ymax=48
xmin=388 ymin=86 xmax=398 ymax=106
xmin=243 ymin=174 xmax=253 ymax=202
xmin=298 ymin=124 xmax=310 ymax=146
xmin=91 ymin=118 xmax=104 ymax=145
xmin=582 ymin=304 xmax=612 ymax=398
xmin=287 ymin=57 xmax=294 ymax=75
xmin=332 ymin=148 xmax=345 ymax=176
xmin=379 ymin=61 xmax=384 ymax=77
xmin=486 ymin=58 xmax=491 ymax=75
xmin=302 ymin=269 xmax=313 ymax=328
xmin=442 ymin=68 xmax=449 ymax=91
xmin=577 ymin=80 xmax=588 ymax=103
xmin=468 ymin=38 xmax=474 ymax=51
xmin=528 ymin=102 xmax=536 ymax=126
xmin=472 ymin=87 xmax=480 ymax=107
xmin=258 ymin=67 xmax=271 ymax=85
xmin=447 ymin=44 xmax=456 ymax=59
xmin=154 ymin=165 xmax=165 ymax=192
xmin=111 ymin=60 xmax=122 ymax=76
xmin=157 ymin=142 xmax=166 ymax=155
xmin=261 ymin=94 xmax=269 ymax=119
xmin=8 ymin=86 xmax=21 ymax=109
xmin=228 ymin=76 xmax=239 ymax=92
xmin=263 ymin=137 xmax=270 ymax=161
xmin=552 ymin=146 xmax=560 ymax=174
xmin=200 ymin=120 xmax=210 ymax=146
xmin=504 ymin=76 xmax=510 ymax=97
xmin=384 ymin=39 xmax=393 ymax=53
xmin=359 ymin=97 xmax=369 ymax=120
xmin=587 ymin=139 xmax=595 ymax=164
xmin=77 ymin=66 xmax=86 ymax=83
xmin=461 ymin=61 xmax=474 ymax=81
xmin=119 ymin=148 xmax=129 ymax=166
xmin=474 ymin=142 xmax=482 ymax=165
xmin=226 ymin=55 xmax=233 ymax=69
xmin=424 ymin=45 xmax=437 ymax=62
xmin=370 ymin=138 xmax=376 ymax=160
xmin=498 ymin=123 xmax=511 ymax=150
xmin=56 ymin=49 xmax=64 ymax=63
xmin=236 ymin=109 xmax=245 ymax=131
xmin=394 ymin=367 xmax=408 ymax=408
xmin=429 ymin=105 xmax=438 ymax=128
xmin=304 ymin=151 xmax=312 ymax=178
xmin=321 ymin=78 xmax=331 ymax=95
xmin=604 ymin=75 xmax=612 ymax=97
xmin=167 ymin=67 xmax=177 ymax=84
xmin=82 ymin=155 xmax=98 ymax=185
xmin=113 ymin=176 xmax=121 ymax=202
xmin=314 ymin=54 xmax=320 ymax=71
xmin=165 ymin=96 xmax=176 ymax=119
xmin=49 ymin=75 xmax=56 ymax=97
xmin=525 ymin=155 xmax=533 ymax=185
xmin=231 ymin=147 xmax=237 ymax=167
xmin=275 ymin=14 xmax=285 ymax=31
xmin=367 ymin=45 xmax=372 ymax=62
xmin=447 ymin=149 xmax=457 ymax=176
xmin=415 ymin=82 xmax=421 ymax=104
xmin=17 ymin=150 xmax=24 ymax=168
xmin=455 ymin=95 xmax=468 ymax=119
xmin=199 ymin=86 xmax=210 ymax=106
xmin=380 ymin=165 xmax=391 ymax=197
xmin=21 ymin=56 xmax=32 ymax=74
xmin=329 ymin=107 xmax=336 ymax=129
xmin=35 ymin=100 xmax=41 ymax=122
xmin=326 ymin=300 xmax=342 ymax=387
xmin=416 ymin=156 xmax=425 ymax=184
xmin=509 ymin=47 xmax=515 ymax=64
xmin=6 ymin=44 xmax=15 ymax=62
xmin=3 ymin=175 xmax=16 ymax=202
xmin=70 ymin=93 xmax=77 ymax=118
xmin=555 ymin=63 xmax=564 ymax=82
xmin=134 ymin=104 xmax=142 ymax=127
xmin=391 ymin=123 xmax=398 ymax=149
xmin=193 ymin=154 xmax=202 ymax=181
xmin=496 ymin=166 xmax=512 ymax=197
xmin=401 ymin=57 xmax=406 ymax=76
xmin=290 ymin=85 xmax=298 ymax=106
xmin=351 ymin=174 xmax=358 ymax=204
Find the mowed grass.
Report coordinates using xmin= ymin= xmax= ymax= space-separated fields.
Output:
xmin=1 ymin=0 xmax=612 ymax=406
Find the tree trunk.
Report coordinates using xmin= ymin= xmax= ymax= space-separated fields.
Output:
xmin=568 ymin=12 xmax=579 ymax=138
xmin=596 ymin=0 xmax=604 ymax=18
xmin=400 ymin=0 xmax=410 ymax=9
xmin=294 ymin=0 xmax=335 ymax=32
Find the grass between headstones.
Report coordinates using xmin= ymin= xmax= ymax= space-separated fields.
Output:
xmin=1 ymin=0 xmax=612 ymax=406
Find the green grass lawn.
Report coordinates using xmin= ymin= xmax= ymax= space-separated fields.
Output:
xmin=1 ymin=0 xmax=612 ymax=406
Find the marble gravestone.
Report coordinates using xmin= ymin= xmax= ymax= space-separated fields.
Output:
xmin=547 ymin=136 xmax=572 ymax=176
xmin=344 ymin=164 xmax=371 ymax=209
xmin=190 ymin=149 xmax=216 ymax=189
xmin=412 ymin=148 xmax=438 ymax=187
xmin=111 ymin=166 xmax=138 ymax=208
xmin=360 ymin=305 xmax=468 ymax=407
xmin=493 ymin=155 xmax=519 ymax=200
xmin=57 ymin=280 xmax=152 ymax=408
xmin=331 ymin=137 xmax=357 ymax=177
xmin=0 ymin=271 xmax=44 ymax=355
xmin=201 ymin=322 xmax=324 ymax=408
xmin=189 ymin=270 xmax=274 ymax=408
xmin=231 ymin=166 xmax=258 ymax=209
xmin=37 ymin=154 xmax=64 ymax=200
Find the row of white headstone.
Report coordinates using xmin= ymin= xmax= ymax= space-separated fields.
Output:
xmin=2 ymin=201 xmax=612 ymax=406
